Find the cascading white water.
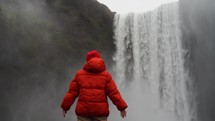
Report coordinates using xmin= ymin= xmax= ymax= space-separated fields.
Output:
xmin=112 ymin=2 xmax=196 ymax=121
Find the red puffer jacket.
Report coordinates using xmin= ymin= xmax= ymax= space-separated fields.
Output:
xmin=61 ymin=58 xmax=127 ymax=117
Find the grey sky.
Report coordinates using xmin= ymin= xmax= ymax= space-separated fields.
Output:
xmin=98 ymin=0 xmax=178 ymax=13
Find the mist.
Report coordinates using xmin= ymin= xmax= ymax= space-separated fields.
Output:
xmin=180 ymin=0 xmax=215 ymax=121
xmin=0 ymin=1 xmax=76 ymax=121
xmin=0 ymin=0 xmax=114 ymax=121
xmin=1 ymin=0 xmax=215 ymax=121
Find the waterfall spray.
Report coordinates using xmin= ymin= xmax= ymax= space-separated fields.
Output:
xmin=112 ymin=2 xmax=196 ymax=121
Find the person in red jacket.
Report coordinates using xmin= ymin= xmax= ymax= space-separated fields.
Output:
xmin=61 ymin=50 xmax=128 ymax=121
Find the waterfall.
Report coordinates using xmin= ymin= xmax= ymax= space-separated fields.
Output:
xmin=112 ymin=2 xmax=196 ymax=121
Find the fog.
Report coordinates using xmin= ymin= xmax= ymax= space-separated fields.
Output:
xmin=180 ymin=0 xmax=215 ymax=121
xmin=1 ymin=0 xmax=215 ymax=121
xmin=0 ymin=0 xmax=106 ymax=121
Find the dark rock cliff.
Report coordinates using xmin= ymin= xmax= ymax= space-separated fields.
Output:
xmin=0 ymin=0 xmax=114 ymax=121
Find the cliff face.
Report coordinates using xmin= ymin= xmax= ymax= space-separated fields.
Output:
xmin=0 ymin=0 xmax=114 ymax=121
xmin=180 ymin=0 xmax=215 ymax=121
xmin=0 ymin=0 xmax=114 ymax=66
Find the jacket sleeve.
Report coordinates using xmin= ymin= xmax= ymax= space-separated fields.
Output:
xmin=61 ymin=75 xmax=79 ymax=111
xmin=105 ymin=73 xmax=128 ymax=111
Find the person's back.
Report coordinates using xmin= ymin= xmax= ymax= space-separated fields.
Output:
xmin=61 ymin=50 xmax=127 ymax=121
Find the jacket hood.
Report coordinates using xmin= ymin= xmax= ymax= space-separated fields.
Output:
xmin=83 ymin=58 xmax=106 ymax=73
xmin=86 ymin=50 xmax=101 ymax=61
